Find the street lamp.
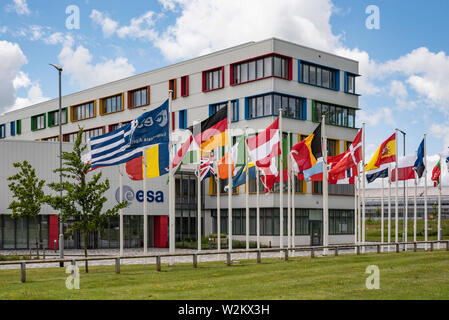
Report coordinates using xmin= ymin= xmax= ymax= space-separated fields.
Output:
xmin=50 ymin=63 xmax=64 ymax=267
xmin=396 ymin=128 xmax=406 ymax=243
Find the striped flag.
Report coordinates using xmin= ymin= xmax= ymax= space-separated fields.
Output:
xmin=200 ymin=154 xmax=215 ymax=181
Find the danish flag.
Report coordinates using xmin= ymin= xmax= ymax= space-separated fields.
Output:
xmin=328 ymin=129 xmax=363 ymax=181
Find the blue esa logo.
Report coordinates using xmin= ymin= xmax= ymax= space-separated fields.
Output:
xmin=115 ymin=186 xmax=164 ymax=204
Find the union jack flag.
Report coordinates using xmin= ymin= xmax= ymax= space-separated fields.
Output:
xmin=200 ymin=154 xmax=215 ymax=181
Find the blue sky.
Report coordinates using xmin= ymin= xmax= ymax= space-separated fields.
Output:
xmin=1 ymin=0 xmax=449 ymax=184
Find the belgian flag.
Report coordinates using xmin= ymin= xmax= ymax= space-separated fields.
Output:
xmin=291 ymin=124 xmax=322 ymax=172
xmin=189 ymin=107 xmax=228 ymax=155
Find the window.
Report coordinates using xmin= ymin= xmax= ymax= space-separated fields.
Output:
xmin=10 ymin=121 xmax=15 ymax=136
xmin=313 ymin=182 xmax=355 ymax=195
xmin=71 ymin=101 xmax=96 ymax=121
xmin=294 ymin=209 xmax=310 ymax=235
xmin=327 ymin=139 xmax=338 ymax=157
xmin=329 ymin=210 xmax=354 ymax=235
xmin=313 ymin=101 xmax=356 ymax=128
xmin=42 ymin=136 xmax=59 ymax=142
xmin=48 ymin=108 xmax=68 ymax=127
xmin=179 ymin=110 xmax=187 ymax=129
xmin=246 ymin=93 xmax=305 ymax=120
xmin=181 ymin=76 xmax=189 ymax=97
xmin=100 ymin=94 xmax=123 ymax=115
xmin=300 ymin=61 xmax=338 ymax=90
xmin=203 ymin=67 xmax=224 ymax=92
xmin=169 ymin=79 xmax=177 ymax=99
xmin=0 ymin=124 xmax=5 ymax=139
xmin=231 ymin=54 xmax=291 ymax=85
xmin=128 ymin=87 xmax=149 ymax=109
xmin=31 ymin=114 xmax=46 ymax=131
xmin=109 ymin=121 xmax=131 ymax=132
xmin=346 ymin=72 xmax=356 ymax=94
xmin=63 ymin=127 xmax=104 ymax=143
xmin=210 ymin=100 xmax=239 ymax=122
xmin=210 ymin=178 xmax=238 ymax=195
xmin=16 ymin=120 xmax=21 ymax=135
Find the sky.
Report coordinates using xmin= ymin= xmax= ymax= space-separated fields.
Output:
xmin=1 ymin=0 xmax=449 ymax=186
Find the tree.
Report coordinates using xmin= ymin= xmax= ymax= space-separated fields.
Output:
xmin=8 ymin=161 xmax=46 ymax=259
xmin=46 ymin=128 xmax=126 ymax=273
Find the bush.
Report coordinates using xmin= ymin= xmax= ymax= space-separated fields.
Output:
xmin=208 ymin=233 xmax=227 ymax=239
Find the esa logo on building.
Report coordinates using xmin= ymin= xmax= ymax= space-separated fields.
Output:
xmin=115 ymin=186 xmax=164 ymax=204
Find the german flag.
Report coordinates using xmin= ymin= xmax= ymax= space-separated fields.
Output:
xmin=290 ymin=124 xmax=322 ymax=172
xmin=189 ymin=107 xmax=228 ymax=155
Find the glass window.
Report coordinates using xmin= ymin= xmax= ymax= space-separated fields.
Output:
xmin=302 ymin=64 xmax=309 ymax=83
xmin=4 ymin=216 xmax=15 ymax=249
xmin=204 ymin=68 xmax=223 ymax=91
xmin=233 ymin=54 xmax=289 ymax=83
xmin=264 ymin=95 xmax=272 ymax=116
xmin=309 ymin=65 xmax=316 ymax=84
xmin=322 ymin=69 xmax=330 ymax=88
xmin=248 ymin=61 xmax=256 ymax=81
xmin=274 ymin=56 xmax=282 ymax=77
xmin=264 ymin=57 xmax=272 ymax=77
xmin=256 ymin=59 xmax=264 ymax=78
xmin=301 ymin=62 xmax=337 ymax=89
xmin=347 ymin=74 xmax=356 ymax=94
xmin=257 ymin=96 xmax=264 ymax=117
xmin=247 ymin=93 xmax=304 ymax=120
xmin=241 ymin=63 xmax=248 ymax=83
xmin=316 ymin=67 xmax=322 ymax=86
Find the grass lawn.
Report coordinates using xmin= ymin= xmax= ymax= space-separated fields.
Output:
xmin=365 ymin=218 xmax=449 ymax=242
xmin=1 ymin=251 xmax=449 ymax=300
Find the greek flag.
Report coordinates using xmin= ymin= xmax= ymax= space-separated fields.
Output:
xmin=88 ymin=100 xmax=169 ymax=170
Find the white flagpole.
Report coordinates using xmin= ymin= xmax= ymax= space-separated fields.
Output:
xmin=438 ymin=154 xmax=442 ymax=249
xmin=197 ymin=160 xmax=201 ymax=252
xmin=414 ymin=155 xmax=417 ymax=243
xmin=245 ymin=129 xmax=250 ymax=258
xmin=362 ymin=123 xmax=366 ymax=252
xmin=388 ymin=164 xmax=392 ymax=251
xmin=424 ymin=134 xmax=428 ymax=250
xmin=354 ymin=164 xmax=358 ymax=253
xmin=168 ymin=91 xmax=175 ymax=266
xmin=322 ymin=115 xmax=329 ymax=254
xmin=287 ymin=132 xmax=292 ymax=249
xmin=381 ymin=176 xmax=384 ymax=252
xmin=292 ymin=157 xmax=296 ymax=251
xmin=143 ymin=147 xmax=148 ymax=260
xmin=279 ymin=109 xmax=284 ymax=256
xmin=216 ymin=149 xmax=221 ymax=252
xmin=395 ymin=130 xmax=399 ymax=244
xmin=256 ymin=167 xmax=260 ymax=250
xmin=119 ymin=164 xmax=124 ymax=257
xmin=227 ymin=100 xmax=232 ymax=253
xmin=358 ymin=164 xmax=362 ymax=244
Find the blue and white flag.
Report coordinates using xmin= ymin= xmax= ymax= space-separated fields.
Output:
xmin=366 ymin=164 xmax=389 ymax=183
xmin=128 ymin=99 xmax=169 ymax=149
xmin=88 ymin=100 xmax=169 ymax=170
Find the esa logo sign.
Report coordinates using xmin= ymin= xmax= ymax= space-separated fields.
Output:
xmin=115 ymin=186 xmax=164 ymax=204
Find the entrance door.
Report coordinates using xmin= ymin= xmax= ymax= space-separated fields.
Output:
xmin=310 ymin=221 xmax=322 ymax=246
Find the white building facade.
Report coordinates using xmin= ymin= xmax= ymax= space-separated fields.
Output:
xmin=0 ymin=38 xmax=360 ymax=250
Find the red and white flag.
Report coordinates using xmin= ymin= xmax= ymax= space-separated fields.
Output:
xmin=246 ymin=118 xmax=281 ymax=177
xmin=328 ymin=129 xmax=362 ymax=181
xmin=391 ymin=154 xmax=417 ymax=182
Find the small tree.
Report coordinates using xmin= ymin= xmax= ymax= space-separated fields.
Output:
xmin=46 ymin=128 xmax=126 ymax=273
xmin=8 ymin=161 xmax=46 ymax=259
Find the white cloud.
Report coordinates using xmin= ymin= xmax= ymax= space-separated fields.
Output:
xmin=6 ymin=0 xmax=30 ymax=15
xmin=116 ymin=11 xmax=158 ymax=41
xmin=158 ymin=0 xmax=177 ymax=11
xmin=8 ymin=84 xmax=47 ymax=113
xmin=389 ymin=80 xmax=408 ymax=100
xmin=13 ymin=71 xmax=31 ymax=89
xmin=0 ymin=40 xmax=28 ymax=113
xmin=357 ymin=107 xmax=395 ymax=127
xmin=44 ymin=32 xmax=74 ymax=47
xmin=58 ymin=43 xmax=136 ymax=89
xmin=430 ymin=124 xmax=449 ymax=151
xmin=90 ymin=10 xmax=119 ymax=38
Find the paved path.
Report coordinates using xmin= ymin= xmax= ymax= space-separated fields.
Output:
xmin=0 ymin=243 xmax=440 ymax=270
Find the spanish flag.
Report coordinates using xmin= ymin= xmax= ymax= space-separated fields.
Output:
xmin=126 ymin=143 xmax=169 ymax=180
xmin=189 ymin=107 xmax=227 ymax=156
xmin=365 ymin=133 xmax=396 ymax=172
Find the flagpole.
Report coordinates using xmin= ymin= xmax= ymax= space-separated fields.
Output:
xmin=245 ymin=128 xmax=250 ymax=258
xmin=358 ymin=164 xmax=362 ymax=244
xmin=388 ymin=164 xmax=392 ymax=251
xmin=322 ymin=115 xmax=329 ymax=255
xmin=287 ymin=132 xmax=292 ymax=249
xmin=381 ymin=176 xmax=384 ymax=252
xmin=227 ymin=100 xmax=233 ymax=253
xmin=143 ymin=147 xmax=148 ymax=261
xmin=256 ymin=167 xmax=260 ymax=250
xmin=362 ymin=122 xmax=366 ymax=252
xmin=424 ymin=134 xmax=428 ymax=250
xmin=216 ymin=149 xmax=221 ymax=252
xmin=405 ymin=179 xmax=408 ymax=248
xmin=168 ymin=90 xmax=175 ymax=266
xmin=438 ymin=154 xmax=442 ymax=249
xmin=395 ymin=130 xmax=399 ymax=243
xmin=279 ymin=109 xmax=284 ymax=256
xmin=414 ymin=151 xmax=417 ymax=243
xmin=119 ymin=164 xmax=124 ymax=257
xmin=197 ymin=159 xmax=201 ymax=252
xmin=354 ymin=164 xmax=358 ymax=253
xmin=292 ymin=155 xmax=296 ymax=252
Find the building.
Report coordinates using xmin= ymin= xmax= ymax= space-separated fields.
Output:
xmin=0 ymin=38 xmax=360 ymax=250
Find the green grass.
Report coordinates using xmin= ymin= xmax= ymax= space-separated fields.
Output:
xmin=1 ymin=251 xmax=449 ymax=300
xmin=365 ymin=218 xmax=449 ymax=242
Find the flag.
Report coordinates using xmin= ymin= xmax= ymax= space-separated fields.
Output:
xmin=190 ymin=107 xmax=227 ymax=155
xmin=330 ymin=166 xmax=357 ymax=185
xmin=413 ymin=139 xmax=425 ymax=178
xmin=440 ymin=148 xmax=449 ymax=172
xmin=431 ymin=160 xmax=441 ymax=187
xmin=126 ymin=143 xmax=169 ymax=180
xmin=366 ymin=164 xmax=389 ymax=183
xmin=246 ymin=118 xmax=281 ymax=176
xmin=391 ymin=155 xmax=417 ymax=182
xmin=260 ymin=169 xmax=289 ymax=193
xmin=365 ymin=133 xmax=396 ymax=171
xmin=172 ymin=134 xmax=200 ymax=174
xmin=328 ymin=129 xmax=362 ymax=180
xmin=224 ymin=162 xmax=256 ymax=191
xmin=218 ymin=134 xmax=246 ymax=179
xmin=200 ymin=154 xmax=215 ymax=181
xmin=302 ymin=152 xmax=345 ymax=182
xmin=89 ymin=100 xmax=169 ymax=170
xmin=290 ymin=124 xmax=321 ymax=173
